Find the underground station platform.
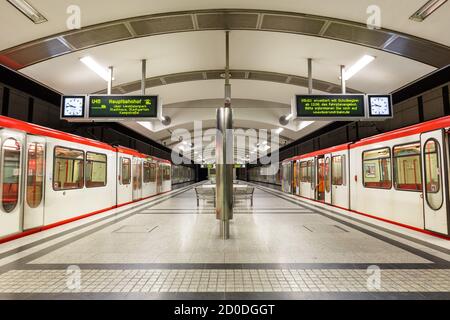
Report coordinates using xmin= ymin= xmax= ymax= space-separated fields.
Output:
xmin=0 ymin=0 xmax=450 ymax=314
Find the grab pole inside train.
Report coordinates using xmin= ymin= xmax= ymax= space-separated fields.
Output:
xmin=216 ymin=31 xmax=234 ymax=239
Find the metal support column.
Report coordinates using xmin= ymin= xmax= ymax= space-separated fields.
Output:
xmin=141 ymin=59 xmax=147 ymax=95
xmin=216 ymin=31 xmax=233 ymax=239
xmin=107 ymin=66 xmax=114 ymax=95
xmin=308 ymin=58 xmax=313 ymax=94
xmin=340 ymin=65 xmax=346 ymax=94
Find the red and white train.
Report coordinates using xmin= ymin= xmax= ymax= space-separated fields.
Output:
xmin=0 ymin=116 xmax=194 ymax=243
xmin=252 ymin=115 xmax=450 ymax=239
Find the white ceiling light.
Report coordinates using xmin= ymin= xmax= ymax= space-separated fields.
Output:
xmin=80 ymin=56 xmax=111 ymax=81
xmin=7 ymin=0 xmax=47 ymax=24
xmin=285 ymin=113 xmax=294 ymax=121
xmin=410 ymin=0 xmax=448 ymax=22
xmin=343 ymin=55 xmax=376 ymax=81
xmin=275 ymin=128 xmax=284 ymax=134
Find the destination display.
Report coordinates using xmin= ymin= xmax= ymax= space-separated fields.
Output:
xmin=88 ymin=95 xmax=158 ymax=118
xmin=296 ymin=94 xmax=366 ymax=119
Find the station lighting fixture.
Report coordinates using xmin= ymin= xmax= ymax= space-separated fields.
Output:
xmin=275 ymin=128 xmax=284 ymax=135
xmin=7 ymin=0 xmax=47 ymax=24
xmin=285 ymin=114 xmax=294 ymax=121
xmin=343 ymin=55 xmax=376 ymax=81
xmin=410 ymin=0 xmax=448 ymax=22
xmin=80 ymin=56 xmax=112 ymax=81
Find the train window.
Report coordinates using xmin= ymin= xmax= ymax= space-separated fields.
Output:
xmin=2 ymin=139 xmax=21 ymax=213
xmin=143 ymin=161 xmax=151 ymax=183
xmin=150 ymin=163 xmax=156 ymax=182
xmin=300 ymin=161 xmax=311 ymax=183
xmin=53 ymin=147 xmax=84 ymax=191
xmin=121 ymin=157 xmax=131 ymax=185
xmin=393 ymin=143 xmax=422 ymax=192
xmin=332 ymin=156 xmax=344 ymax=186
xmin=424 ymin=139 xmax=443 ymax=210
xmin=164 ymin=165 xmax=171 ymax=181
xmin=26 ymin=143 xmax=45 ymax=208
xmin=362 ymin=148 xmax=392 ymax=189
xmin=86 ymin=152 xmax=107 ymax=188
xmin=324 ymin=157 xmax=331 ymax=192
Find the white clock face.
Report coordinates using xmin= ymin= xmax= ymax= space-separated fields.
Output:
xmin=370 ymin=97 xmax=390 ymax=116
xmin=64 ymin=98 xmax=84 ymax=116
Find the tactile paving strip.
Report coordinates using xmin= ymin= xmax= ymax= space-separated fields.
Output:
xmin=1 ymin=268 xmax=449 ymax=293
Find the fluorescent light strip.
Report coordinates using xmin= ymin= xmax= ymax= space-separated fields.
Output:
xmin=285 ymin=113 xmax=294 ymax=121
xmin=7 ymin=0 xmax=47 ymax=24
xmin=343 ymin=55 xmax=375 ymax=81
xmin=80 ymin=56 xmax=111 ymax=81
xmin=410 ymin=0 xmax=448 ymax=22
xmin=275 ymin=128 xmax=284 ymax=134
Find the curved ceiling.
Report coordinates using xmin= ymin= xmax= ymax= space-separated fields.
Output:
xmin=0 ymin=1 xmax=448 ymax=162
xmin=1 ymin=7 xmax=449 ymax=69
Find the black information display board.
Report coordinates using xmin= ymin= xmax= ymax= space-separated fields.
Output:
xmin=296 ymin=94 xmax=366 ymax=119
xmin=88 ymin=95 xmax=158 ymax=118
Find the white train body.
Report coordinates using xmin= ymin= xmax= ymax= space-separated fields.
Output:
xmin=276 ymin=116 xmax=450 ymax=239
xmin=0 ymin=116 xmax=193 ymax=243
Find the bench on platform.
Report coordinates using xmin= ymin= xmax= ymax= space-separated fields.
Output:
xmin=233 ymin=187 xmax=255 ymax=207
xmin=194 ymin=187 xmax=216 ymax=207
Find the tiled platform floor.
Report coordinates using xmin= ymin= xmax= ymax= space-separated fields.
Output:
xmin=0 ymin=183 xmax=449 ymax=299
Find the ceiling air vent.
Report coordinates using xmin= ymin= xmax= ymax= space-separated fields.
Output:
xmin=129 ymin=15 xmax=194 ymax=36
xmin=323 ymin=22 xmax=392 ymax=48
xmin=4 ymin=38 xmax=71 ymax=66
xmin=384 ymin=36 xmax=450 ymax=68
xmin=197 ymin=13 xmax=259 ymax=29
xmin=261 ymin=14 xmax=325 ymax=35
xmin=63 ymin=24 xmax=132 ymax=49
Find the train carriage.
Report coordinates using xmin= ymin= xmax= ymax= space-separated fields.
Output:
xmin=0 ymin=116 xmax=181 ymax=243
xmin=279 ymin=115 xmax=450 ymax=238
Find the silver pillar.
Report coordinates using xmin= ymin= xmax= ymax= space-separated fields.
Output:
xmin=216 ymin=106 xmax=233 ymax=239
xmin=216 ymin=31 xmax=233 ymax=239
xmin=340 ymin=65 xmax=346 ymax=94
xmin=308 ymin=58 xmax=313 ymax=94
xmin=107 ymin=66 xmax=114 ymax=95
xmin=141 ymin=59 xmax=147 ymax=95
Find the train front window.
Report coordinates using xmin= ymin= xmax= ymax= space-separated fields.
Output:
xmin=2 ymin=139 xmax=21 ymax=213
xmin=86 ymin=152 xmax=107 ymax=188
xmin=121 ymin=158 xmax=131 ymax=185
xmin=26 ymin=142 xmax=45 ymax=208
xmin=393 ymin=143 xmax=422 ymax=191
xmin=53 ymin=147 xmax=84 ymax=190
xmin=424 ymin=139 xmax=443 ymax=210
xmin=362 ymin=148 xmax=392 ymax=189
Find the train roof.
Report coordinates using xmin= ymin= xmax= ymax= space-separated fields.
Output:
xmin=0 ymin=115 xmax=116 ymax=152
xmin=0 ymin=116 xmax=171 ymax=163
xmin=116 ymin=145 xmax=171 ymax=163
xmin=283 ymin=115 xmax=450 ymax=162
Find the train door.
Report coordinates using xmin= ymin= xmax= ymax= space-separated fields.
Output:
xmin=0 ymin=130 xmax=25 ymax=238
xmin=23 ymin=136 xmax=46 ymax=230
xmin=420 ymin=130 xmax=450 ymax=235
xmin=324 ymin=154 xmax=332 ymax=204
xmin=316 ymin=156 xmax=325 ymax=201
xmin=293 ymin=161 xmax=299 ymax=195
xmin=132 ymin=157 xmax=142 ymax=201
xmin=156 ymin=163 xmax=162 ymax=193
